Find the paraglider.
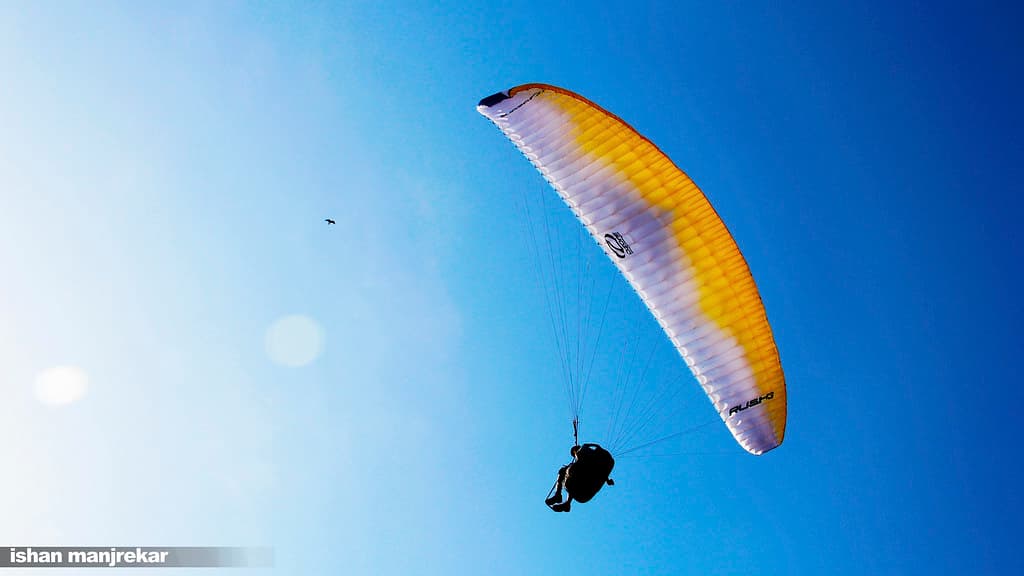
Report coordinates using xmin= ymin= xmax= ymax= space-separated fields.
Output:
xmin=477 ymin=83 xmax=787 ymax=510
xmin=542 ymin=418 xmax=615 ymax=513
xmin=546 ymin=443 xmax=615 ymax=512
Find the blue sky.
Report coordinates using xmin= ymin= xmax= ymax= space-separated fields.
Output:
xmin=2 ymin=1 xmax=1021 ymax=574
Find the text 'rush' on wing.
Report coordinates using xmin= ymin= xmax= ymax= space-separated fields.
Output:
xmin=477 ymin=84 xmax=786 ymax=455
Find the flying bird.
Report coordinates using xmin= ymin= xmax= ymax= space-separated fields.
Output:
xmin=325 ymin=218 xmax=335 ymax=225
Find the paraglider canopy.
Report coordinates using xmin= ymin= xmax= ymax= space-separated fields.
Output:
xmin=477 ymin=83 xmax=787 ymax=455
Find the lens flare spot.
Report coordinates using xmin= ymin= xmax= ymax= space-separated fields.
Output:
xmin=34 ymin=365 xmax=89 ymax=406
xmin=265 ymin=314 xmax=324 ymax=367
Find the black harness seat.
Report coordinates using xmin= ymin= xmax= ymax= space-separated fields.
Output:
xmin=564 ymin=444 xmax=615 ymax=503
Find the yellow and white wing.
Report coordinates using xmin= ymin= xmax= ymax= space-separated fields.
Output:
xmin=478 ymin=83 xmax=787 ymax=455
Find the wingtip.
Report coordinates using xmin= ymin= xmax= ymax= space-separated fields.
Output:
xmin=477 ymin=90 xmax=510 ymax=109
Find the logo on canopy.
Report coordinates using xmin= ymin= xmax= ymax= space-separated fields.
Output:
xmin=728 ymin=391 xmax=776 ymax=416
xmin=604 ymin=232 xmax=633 ymax=258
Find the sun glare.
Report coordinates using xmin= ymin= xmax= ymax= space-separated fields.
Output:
xmin=264 ymin=314 xmax=324 ymax=367
xmin=33 ymin=365 xmax=89 ymax=406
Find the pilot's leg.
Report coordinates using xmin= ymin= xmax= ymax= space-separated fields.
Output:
xmin=551 ymin=495 xmax=572 ymax=512
xmin=545 ymin=465 xmax=569 ymax=506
